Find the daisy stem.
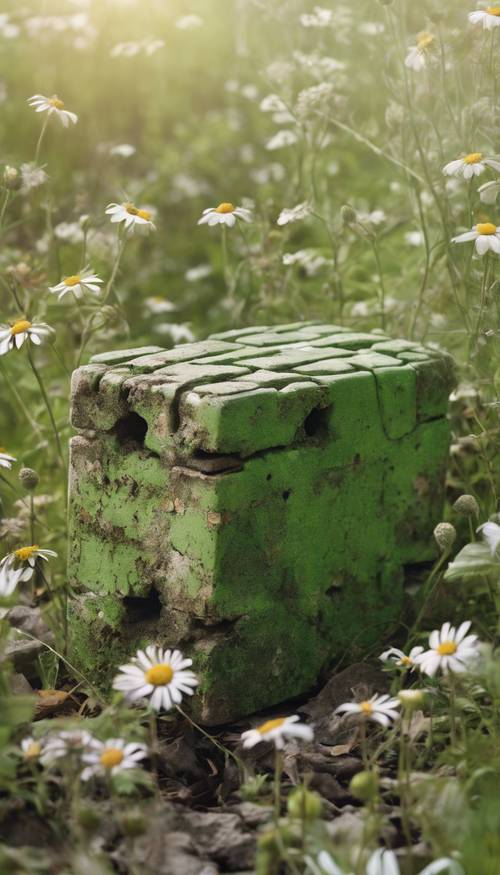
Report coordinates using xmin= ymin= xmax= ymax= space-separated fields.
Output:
xmin=448 ymin=678 xmax=458 ymax=747
xmin=175 ymin=704 xmax=243 ymax=770
xmin=29 ymin=495 xmax=35 ymax=544
xmin=473 ymin=254 xmax=491 ymax=357
xmin=26 ymin=344 xmax=66 ymax=477
xmin=34 ymin=115 xmax=50 ymax=166
xmin=408 ymin=549 xmax=450 ymax=642
xmin=273 ymin=748 xmax=283 ymax=824
xmin=398 ymin=712 xmax=413 ymax=851
xmin=102 ymin=232 xmax=127 ymax=307
xmin=360 ymin=721 xmax=369 ymax=769
xmin=370 ymin=237 xmax=387 ymax=331
xmin=148 ymin=711 xmax=160 ymax=795
xmin=0 ymin=191 xmax=10 ymax=231
xmin=0 ymin=359 xmax=44 ymax=441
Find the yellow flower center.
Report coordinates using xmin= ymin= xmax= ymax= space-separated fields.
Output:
xmin=100 ymin=748 xmax=124 ymax=769
xmin=145 ymin=663 xmax=174 ymax=686
xmin=10 ymin=319 xmax=32 ymax=336
xmin=476 ymin=222 xmax=497 ymax=235
xmin=257 ymin=717 xmax=286 ymax=734
xmin=437 ymin=640 xmax=458 ymax=656
xmin=215 ymin=202 xmax=235 ymax=214
xmin=125 ymin=203 xmax=152 ymax=221
xmin=0 ymin=447 xmax=6 ymax=453
xmin=400 ymin=655 xmax=413 ymax=666
xmin=464 ymin=152 xmax=483 ymax=164
xmin=486 ymin=6 xmax=500 ymax=15
xmin=360 ymin=701 xmax=373 ymax=715
xmin=14 ymin=545 xmax=39 ymax=562
xmin=24 ymin=741 xmax=41 ymax=759
xmin=63 ymin=275 xmax=81 ymax=287
xmin=49 ymin=96 xmax=64 ymax=109
xmin=417 ymin=32 xmax=434 ymax=50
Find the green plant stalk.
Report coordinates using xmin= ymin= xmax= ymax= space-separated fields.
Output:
xmin=34 ymin=114 xmax=50 ymax=166
xmin=26 ymin=344 xmax=66 ymax=475
xmin=273 ymin=748 xmax=283 ymax=824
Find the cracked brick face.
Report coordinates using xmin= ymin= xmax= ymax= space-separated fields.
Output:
xmin=67 ymin=322 xmax=456 ymax=723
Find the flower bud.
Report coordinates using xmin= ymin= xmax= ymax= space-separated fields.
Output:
xmin=433 ymin=522 xmax=456 ymax=552
xmin=118 ymin=809 xmax=147 ymax=837
xmin=453 ymin=494 xmax=479 ymax=518
xmin=287 ymin=786 xmax=323 ymax=821
xmin=349 ymin=770 xmax=379 ymax=802
xmin=3 ymin=165 xmax=20 ymax=190
xmin=18 ymin=467 xmax=39 ymax=491
xmin=77 ymin=805 xmax=101 ymax=832
xmin=341 ymin=204 xmax=357 ymax=224
xmin=398 ymin=689 xmax=425 ymax=712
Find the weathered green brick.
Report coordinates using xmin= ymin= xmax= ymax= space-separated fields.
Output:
xmin=68 ymin=324 xmax=455 ymax=723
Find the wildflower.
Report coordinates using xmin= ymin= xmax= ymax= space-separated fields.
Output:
xmin=282 ymin=250 xmax=332 ymax=277
xmin=105 ymin=202 xmax=156 ymax=233
xmin=18 ymin=468 xmax=39 ymax=491
xmin=27 ymin=94 xmax=77 ymax=127
xmin=416 ymin=621 xmax=478 ymax=677
xmin=379 ymin=645 xmax=424 ymax=670
xmin=434 ymin=522 xmax=457 ymax=552
xmin=266 ymin=130 xmax=298 ymax=150
xmin=41 ymin=730 xmax=93 ymax=764
xmin=309 ymin=848 xmax=462 ymax=875
xmin=452 ymin=222 xmax=500 ymax=255
xmin=0 ymin=449 xmax=16 ymax=470
xmin=468 ymin=7 xmax=500 ymax=30
xmin=336 ymin=693 xmax=400 ymax=727
xmin=241 ymin=715 xmax=313 ymax=749
xmin=398 ymin=689 xmax=426 ymax=712
xmin=53 ymin=221 xmax=84 ymax=244
xmin=0 ymin=545 xmax=57 ymax=589
xmin=49 ymin=269 xmax=102 ymax=301
xmin=155 ymin=323 xmax=195 ymax=343
xmin=175 ymin=15 xmax=203 ymax=30
xmin=197 ymin=202 xmax=252 ymax=228
xmin=453 ymin=495 xmax=480 ymax=517
xmin=112 ymin=645 xmax=198 ymax=711
xmin=0 ymin=561 xmax=24 ymax=597
xmin=3 ymin=165 xmax=20 ymax=190
xmin=405 ymin=32 xmax=435 ymax=72
xmin=20 ymin=163 xmax=48 ymax=194
xmin=478 ymin=179 xmax=500 ymax=204
xmin=80 ymin=738 xmax=147 ymax=781
xmin=477 ymin=520 xmax=500 ymax=557
xmin=0 ymin=318 xmax=53 ymax=355
xmin=299 ymin=7 xmax=333 ymax=28
xmin=259 ymin=93 xmax=289 ymax=114
xmin=405 ymin=230 xmax=424 ymax=246
xmin=443 ymin=152 xmax=500 ymax=179
xmin=144 ymin=296 xmax=176 ymax=314
xmin=21 ymin=737 xmax=43 ymax=761
xmin=185 ymin=264 xmax=212 ymax=282
xmin=277 ymin=201 xmax=311 ymax=226
xmin=109 ymin=143 xmax=136 ymax=158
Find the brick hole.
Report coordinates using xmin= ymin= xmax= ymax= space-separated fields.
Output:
xmin=282 ymin=489 xmax=291 ymax=501
xmin=303 ymin=405 xmax=331 ymax=439
xmin=266 ymin=473 xmax=272 ymax=481
xmin=114 ymin=412 xmax=148 ymax=447
xmin=122 ymin=589 xmax=161 ymax=623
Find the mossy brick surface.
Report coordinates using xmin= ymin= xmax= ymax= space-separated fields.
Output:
xmin=68 ymin=322 xmax=456 ymax=723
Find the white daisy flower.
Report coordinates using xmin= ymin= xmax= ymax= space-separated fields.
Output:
xmin=477 ymin=520 xmax=500 ymax=557
xmin=335 ymin=693 xmax=400 ymax=728
xmin=109 ymin=143 xmax=136 ymax=158
xmin=452 ymin=222 xmax=500 ymax=255
xmin=0 ymin=448 xmax=16 ymax=470
xmin=241 ymin=715 xmax=313 ymax=750
xmin=443 ymin=152 xmax=500 ymax=179
xmin=105 ymin=201 xmax=156 ymax=233
xmin=0 ymin=561 xmax=24 ymax=597
xmin=469 ymin=7 xmax=500 ymax=30
xmin=478 ymin=179 xmax=500 ymax=204
xmin=308 ymin=848 xmax=462 ymax=875
xmin=21 ymin=737 xmax=43 ymax=761
xmin=41 ymin=730 xmax=93 ymax=764
xmin=379 ymin=645 xmax=424 ymax=671
xmin=405 ymin=32 xmax=435 ymax=72
xmin=49 ymin=269 xmax=102 ymax=301
xmin=112 ymin=645 xmax=198 ymax=711
xmin=27 ymin=94 xmax=77 ymax=127
xmin=266 ymin=129 xmax=298 ymax=150
xmin=0 ymin=318 xmax=53 ymax=355
xmin=415 ymin=621 xmax=478 ymax=677
xmin=80 ymin=737 xmax=147 ymax=781
xmin=277 ymin=201 xmax=312 ymax=226
xmin=197 ymin=202 xmax=252 ymax=228
xmin=405 ymin=230 xmax=424 ymax=246
xmin=300 ymin=7 xmax=333 ymax=28
xmin=175 ymin=14 xmax=203 ymax=30
xmin=0 ymin=545 xmax=58 ymax=587
xmin=20 ymin=163 xmax=48 ymax=194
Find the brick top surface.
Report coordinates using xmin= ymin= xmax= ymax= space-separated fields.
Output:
xmin=70 ymin=322 xmax=455 ymax=457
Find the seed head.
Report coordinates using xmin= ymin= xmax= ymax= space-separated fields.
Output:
xmin=398 ymin=689 xmax=426 ymax=712
xmin=453 ymin=494 xmax=480 ymax=518
xmin=287 ymin=786 xmax=323 ymax=820
xmin=433 ymin=522 xmax=457 ymax=552
xmin=3 ymin=165 xmax=20 ymax=190
xmin=18 ymin=467 xmax=39 ymax=491
xmin=341 ymin=204 xmax=357 ymax=224
xmin=349 ymin=770 xmax=379 ymax=802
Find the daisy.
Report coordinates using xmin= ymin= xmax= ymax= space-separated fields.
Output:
xmin=468 ymin=7 xmax=500 ymax=29
xmin=80 ymin=737 xmax=147 ymax=781
xmin=0 ymin=318 xmax=53 ymax=355
xmin=308 ymin=848 xmax=462 ymax=875
xmin=0 ymin=448 xmax=16 ymax=470
xmin=49 ymin=270 xmax=102 ymax=301
xmin=405 ymin=32 xmax=435 ymax=72
xmin=197 ymin=202 xmax=252 ymax=228
xmin=379 ymin=645 xmax=424 ymax=671
xmin=41 ymin=730 xmax=93 ymax=764
xmin=112 ymin=645 xmax=198 ymax=711
xmin=415 ymin=621 xmax=478 ymax=677
xmin=336 ymin=693 xmax=400 ymax=728
xmin=27 ymin=94 xmax=77 ymax=127
xmin=277 ymin=201 xmax=312 ymax=226
xmin=0 ymin=561 xmax=24 ymax=597
xmin=452 ymin=222 xmax=500 ymax=255
xmin=443 ymin=152 xmax=500 ymax=179
xmin=21 ymin=737 xmax=43 ymax=761
xmin=477 ymin=520 xmax=500 ymax=557
xmin=241 ymin=715 xmax=313 ymax=750
xmin=105 ymin=202 xmax=156 ymax=233
xmin=478 ymin=179 xmax=500 ymax=204
xmin=0 ymin=545 xmax=57 ymax=584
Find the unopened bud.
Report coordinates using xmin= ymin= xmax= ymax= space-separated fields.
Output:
xmin=341 ymin=204 xmax=357 ymax=224
xmin=453 ymin=494 xmax=479 ymax=518
xmin=287 ymin=786 xmax=323 ymax=821
xmin=398 ymin=689 xmax=425 ymax=712
xmin=349 ymin=770 xmax=379 ymax=802
xmin=18 ymin=467 xmax=39 ymax=491
xmin=118 ymin=809 xmax=147 ymax=837
xmin=77 ymin=805 xmax=101 ymax=832
xmin=433 ymin=522 xmax=456 ymax=552
xmin=3 ymin=165 xmax=20 ymax=190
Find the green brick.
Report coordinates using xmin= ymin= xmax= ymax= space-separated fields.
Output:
xmin=68 ymin=324 xmax=455 ymax=723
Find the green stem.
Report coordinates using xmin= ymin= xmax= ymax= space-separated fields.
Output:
xmin=0 ymin=190 xmax=10 ymax=232
xmin=26 ymin=345 xmax=66 ymax=475
xmin=34 ymin=115 xmax=50 ymax=166
xmin=371 ymin=238 xmax=387 ymax=331
xmin=273 ymin=748 xmax=283 ymax=824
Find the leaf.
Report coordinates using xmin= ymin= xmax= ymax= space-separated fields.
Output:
xmin=444 ymin=542 xmax=500 ymax=582
xmin=34 ymin=689 xmax=69 ymax=718
xmin=0 ymin=694 xmax=35 ymax=730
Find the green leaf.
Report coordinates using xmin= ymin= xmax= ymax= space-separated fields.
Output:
xmin=445 ymin=543 xmax=500 ymax=583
